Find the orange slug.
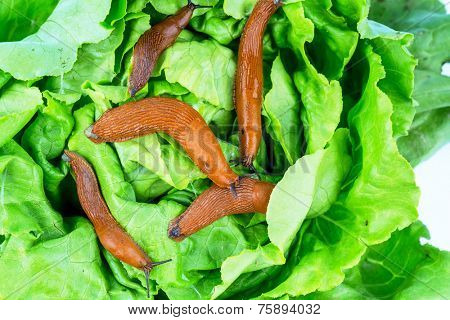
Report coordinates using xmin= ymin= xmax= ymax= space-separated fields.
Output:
xmin=63 ymin=150 xmax=170 ymax=298
xmin=85 ymin=97 xmax=239 ymax=190
xmin=129 ymin=0 xmax=211 ymax=96
xmin=235 ymin=0 xmax=282 ymax=167
xmin=168 ymin=177 xmax=275 ymax=241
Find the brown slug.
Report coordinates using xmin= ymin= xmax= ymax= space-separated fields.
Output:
xmin=168 ymin=177 xmax=275 ymax=241
xmin=85 ymin=97 xmax=239 ymax=191
xmin=63 ymin=150 xmax=170 ymax=298
xmin=235 ymin=0 xmax=282 ymax=167
xmin=129 ymin=0 xmax=211 ymax=96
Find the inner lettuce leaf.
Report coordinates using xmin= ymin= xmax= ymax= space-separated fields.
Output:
xmin=149 ymin=0 xmax=219 ymax=15
xmin=271 ymin=2 xmax=344 ymax=154
xmin=302 ymin=0 xmax=359 ymax=80
xmin=105 ymin=0 xmax=128 ymax=26
xmin=154 ymin=38 xmax=236 ymax=110
xmin=190 ymin=7 xmax=246 ymax=45
xmin=0 ymin=140 xmax=139 ymax=299
xmin=0 ymin=82 xmax=43 ymax=148
xmin=263 ymin=55 xmax=301 ymax=165
xmin=21 ymin=92 xmax=74 ymax=209
xmin=331 ymin=0 xmax=367 ymax=26
xmin=358 ymin=19 xmax=417 ymax=138
xmin=267 ymin=128 xmax=352 ymax=253
xmin=0 ymin=0 xmax=113 ymax=80
xmin=0 ymin=70 xmax=11 ymax=90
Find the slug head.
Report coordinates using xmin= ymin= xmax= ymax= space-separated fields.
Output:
xmin=172 ymin=1 xmax=212 ymax=30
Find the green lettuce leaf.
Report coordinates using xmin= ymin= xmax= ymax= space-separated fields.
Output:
xmin=370 ymin=0 xmax=450 ymax=164
xmin=213 ymin=128 xmax=352 ymax=298
xmin=155 ymin=38 xmax=236 ymax=110
xmin=331 ymin=0 xmax=367 ymax=26
xmin=21 ymin=92 xmax=74 ymax=208
xmin=302 ymin=0 xmax=359 ymax=80
xmin=263 ymin=55 xmax=301 ymax=165
xmin=0 ymin=0 xmax=113 ymax=80
xmin=191 ymin=8 xmax=246 ymax=44
xmin=149 ymin=0 xmax=218 ymax=15
xmin=267 ymin=128 xmax=352 ymax=253
xmin=272 ymin=2 xmax=343 ymax=154
xmin=105 ymin=0 xmax=128 ymax=26
xmin=45 ymin=20 xmax=126 ymax=104
xmin=306 ymin=222 xmax=450 ymax=300
xmin=0 ymin=82 xmax=43 ymax=148
xmin=260 ymin=43 xmax=419 ymax=299
xmin=0 ymin=70 xmax=11 ymax=90
xmin=413 ymin=70 xmax=450 ymax=113
xmin=395 ymin=245 xmax=450 ymax=300
xmin=358 ymin=19 xmax=417 ymax=137
xmin=0 ymin=0 xmax=59 ymax=42
xmin=0 ymin=140 xmax=138 ymax=299
xmin=398 ymin=107 xmax=450 ymax=166
xmin=115 ymin=134 xmax=205 ymax=190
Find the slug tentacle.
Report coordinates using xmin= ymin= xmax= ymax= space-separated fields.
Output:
xmin=187 ymin=0 xmax=213 ymax=9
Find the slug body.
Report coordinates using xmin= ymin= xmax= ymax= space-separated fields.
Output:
xmin=235 ymin=0 xmax=282 ymax=167
xmin=129 ymin=2 xmax=197 ymax=96
xmin=64 ymin=151 xmax=170 ymax=298
xmin=64 ymin=151 xmax=153 ymax=271
xmin=87 ymin=97 xmax=239 ymax=189
xmin=168 ymin=177 xmax=275 ymax=241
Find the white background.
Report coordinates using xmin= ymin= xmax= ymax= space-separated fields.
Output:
xmin=417 ymin=1 xmax=450 ymax=251
xmin=415 ymin=144 xmax=450 ymax=250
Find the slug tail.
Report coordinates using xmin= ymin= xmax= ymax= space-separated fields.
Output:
xmin=168 ymin=224 xmax=182 ymax=239
xmin=129 ymin=87 xmax=138 ymax=97
xmin=230 ymin=183 xmax=238 ymax=198
xmin=241 ymin=155 xmax=254 ymax=168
